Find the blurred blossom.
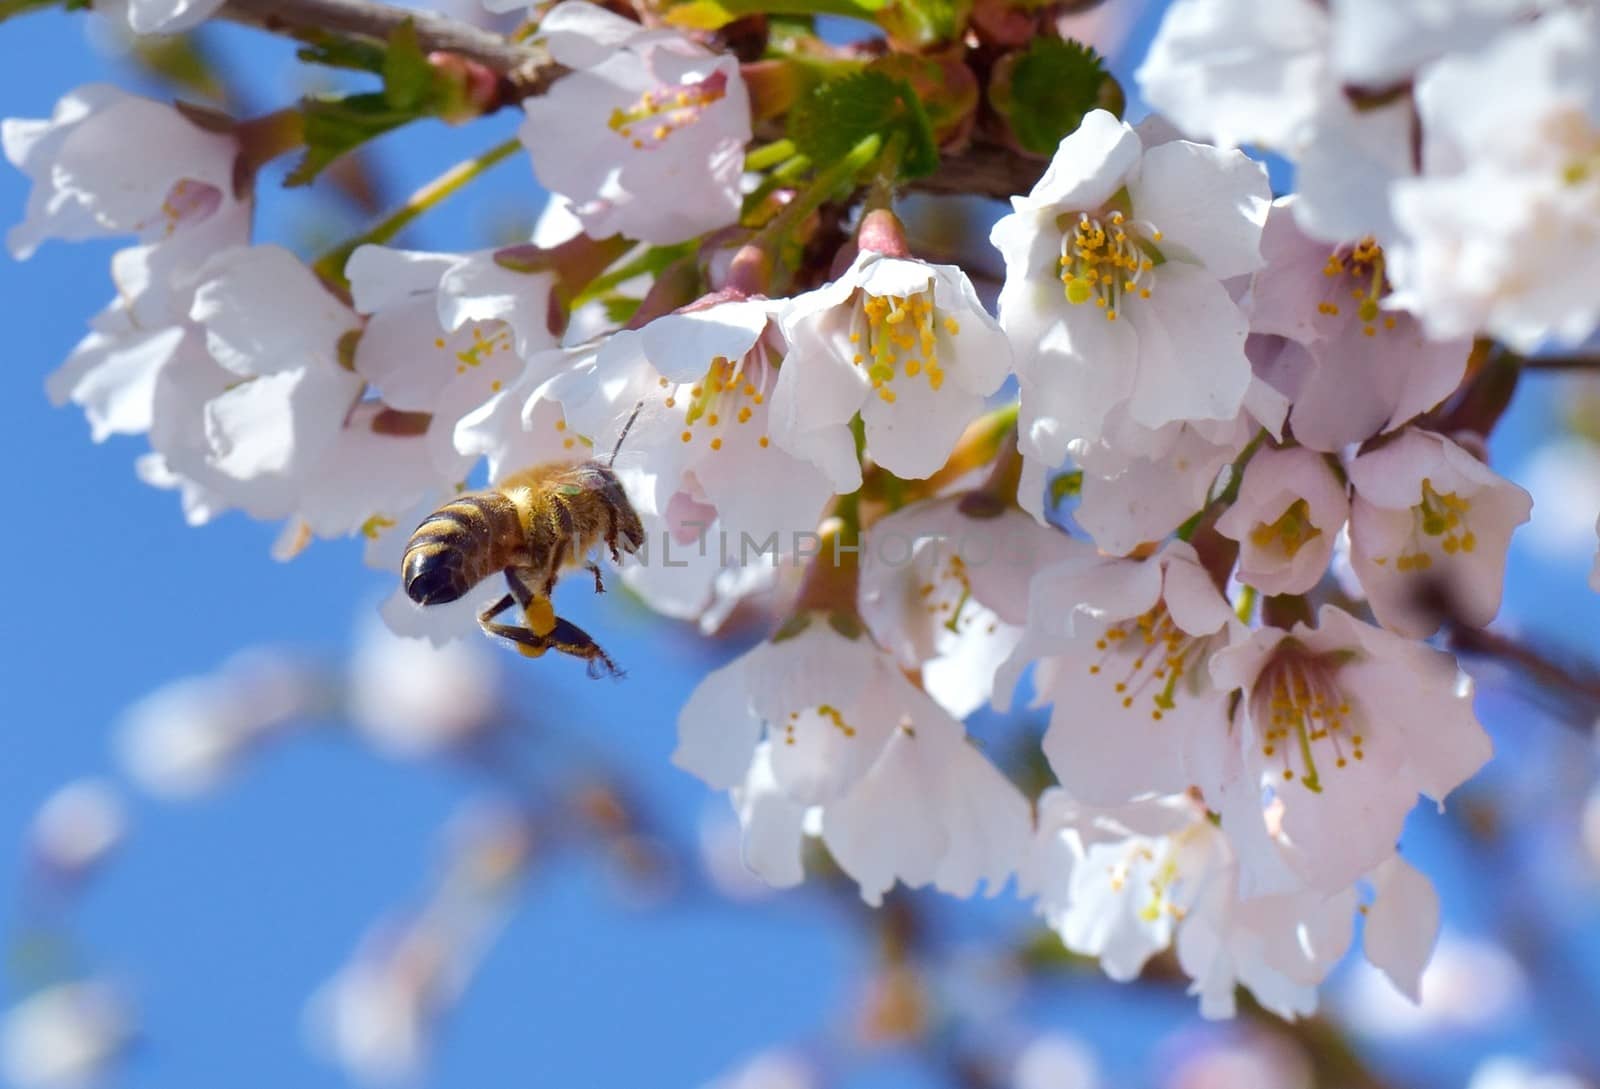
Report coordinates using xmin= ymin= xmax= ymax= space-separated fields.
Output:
xmin=1518 ymin=437 xmax=1600 ymax=563
xmin=1012 ymin=1033 xmax=1098 ymax=1089
xmin=306 ymin=936 xmax=434 ymax=1085
xmin=0 ymin=982 xmax=133 ymax=1089
xmin=27 ymin=779 xmax=125 ymax=881
xmin=1165 ymin=1035 xmax=1310 ymax=1089
xmin=115 ymin=649 xmax=325 ymax=798
xmin=702 ymin=1050 xmax=816 ymax=1089
xmin=1338 ymin=930 xmax=1526 ymax=1037
xmin=308 ymin=803 xmax=531 ymax=1084
xmin=347 ymin=620 xmax=503 ymax=757
xmin=1469 ymin=1058 xmax=1592 ymax=1089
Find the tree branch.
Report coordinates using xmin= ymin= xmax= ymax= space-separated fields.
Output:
xmin=911 ymin=139 xmax=1046 ymax=201
xmin=1449 ymin=623 xmax=1600 ymax=727
xmin=218 ymin=0 xmax=566 ymax=100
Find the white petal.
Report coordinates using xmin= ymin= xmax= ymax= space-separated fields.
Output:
xmin=1363 ymin=854 xmax=1440 ymax=1003
xmin=1130 ymin=140 xmax=1270 ymax=281
xmin=674 ymin=654 xmax=763 ymax=790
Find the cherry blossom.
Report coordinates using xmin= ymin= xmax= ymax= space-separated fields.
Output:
xmin=345 ymin=243 xmax=563 ymax=495
xmin=97 ymin=0 xmax=227 ymax=35
xmin=115 ymin=650 xmax=326 ymax=798
xmin=306 ymin=806 xmax=529 ymax=1084
xmin=27 ymin=780 xmax=126 ymax=882
xmin=998 ymin=542 xmax=1239 ymax=804
xmin=1 ymin=982 xmax=133 ymax=1089
xmin=550 ymin=298 xmax=849 ymax=542
xmin=1071 ymin=379 xmax=1285 ymax=554
xmin=675 ymin=619 xmax=1030 ymax=903
xmin=1022 ymin=790 xmax=1361 ymax=1020
xmin=1135 ymin=0 xmax=1330 ymax=155
xmin=1207 ymin=605 xmax=1491 ymax=895
xmin=519 ymin=1 xmax=751 ymax=244
xmin=346 ymin=621 xmax=504 ymax=756
xmin=1347 ymin=429 xmax=1532 ymax=637
xmin=860 ymin=492 xmax=1083 ymax=717
xmin=1023 ymin=791 xmax=1223 ymax=981
xmin=774 ymin=246 xmax=1013 ymax=480
xmin=4 ymin=85 xmax=240 ymax=261
xmin=991 ymin=110 xmax=1270 ymax=466
xmin=1215 ymin=445 xmax=1349 ymax=596
xmin=1388 ymin=9 xmax=1600 ymax=350
xmin=1249 ymin=199 xmax=1470 ymax=453
xmin=183 ymin=245 xmax=373 ymax=525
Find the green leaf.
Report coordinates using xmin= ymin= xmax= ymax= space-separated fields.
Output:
xmin=787 ymin=70 xmax=937 ymax=179
xmin=665 ymin=0 xmax=887 ymax=31
xmin=601 ymin=295 xmax=642 ymax=325
xmin=383 ymin=19 xmax=434 ymax=111
xmin=286 ymin=92 xmax=421 ymax=187
xmin=989 ymin=37 xmax=1123 ymax=156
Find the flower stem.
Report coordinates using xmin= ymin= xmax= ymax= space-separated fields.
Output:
xmin=312 ymin=135 xmax=521 ymax=289
xmin=744 ymin=138 xmax=798 ymax=172
xmin=741 ymin=153 xmax=813 ymax=224
xmin=1176 ymin=428 xmax=1268 ymax=542
xmin=752 ymin=133 xmax=884 ymax=254
xmin=234 ymin=107 xmax=307 ymax=178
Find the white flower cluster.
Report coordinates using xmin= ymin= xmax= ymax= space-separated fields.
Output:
xmin=1139 ymin=0 xmax=1600 ymax=352
xmin=8 ymin=0 xmax=1593 ymax=1025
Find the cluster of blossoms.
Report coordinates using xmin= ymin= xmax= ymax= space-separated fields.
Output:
xmin=7 ymin=0 xmax=1595 ymax=1029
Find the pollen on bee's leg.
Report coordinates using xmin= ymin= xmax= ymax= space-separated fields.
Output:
xmin=525 ymin=596 xmax=557 ymax=637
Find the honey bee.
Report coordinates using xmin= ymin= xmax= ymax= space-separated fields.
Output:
xmin=401 ymin=409 xmax=646 ymax=677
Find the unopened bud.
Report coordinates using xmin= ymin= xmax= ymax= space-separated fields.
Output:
xmin=857 ymin=208 xmax=911 ymax=259
xmin=428 ymin=52 xmax=502 ymax=123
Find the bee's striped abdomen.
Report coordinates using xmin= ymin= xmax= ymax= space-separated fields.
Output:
xmin=402 ymin=493 xmax=526 ymax=606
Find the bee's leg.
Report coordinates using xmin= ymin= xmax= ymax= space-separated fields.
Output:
xmin=479 ymin=594 xmax=514 ymax=623
xmin=505 ymin=569 xmax=557 ymax=636
xmin=477 ymin=593 xmax=550 ymax=658
xmin=478 ymin=591 xmax=620 ymax=676
xmin=544 ymin=617 xmax=623 ymax=679
xmin=587 ymin=562 xmax=605 ymax=594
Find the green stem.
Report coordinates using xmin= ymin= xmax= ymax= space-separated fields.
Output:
xmin=751 ymin=132 xmax=883 ymax=252
xmin=741 ymin=153 xmax=812 ymax=223
xmin=744 ymin=138 xmax=798 ymax=172
xmin=312 ymin=135 xmax=521 ymax=288
xmin=1176 ymin=429 xmax=1268 ymax=542
xmin=863 ymin=130 xmax=906 ymax=216
xmin=568 ymin=242 xmax=694 ymax=310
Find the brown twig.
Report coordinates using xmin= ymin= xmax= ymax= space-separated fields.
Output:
xmin=1448 ymin=623 xmax=1600 ymax=727
xmin=909 ymin=139 xmax=1047 ymax=201
xmin=218 ymin=0 xmax=566 ymax=100
xmin=1519 ymin=352 xmax=1600 ymax=371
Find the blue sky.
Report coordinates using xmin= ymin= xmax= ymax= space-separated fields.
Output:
xmin=4 ymin=4 xmax=1600 ymax=1088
